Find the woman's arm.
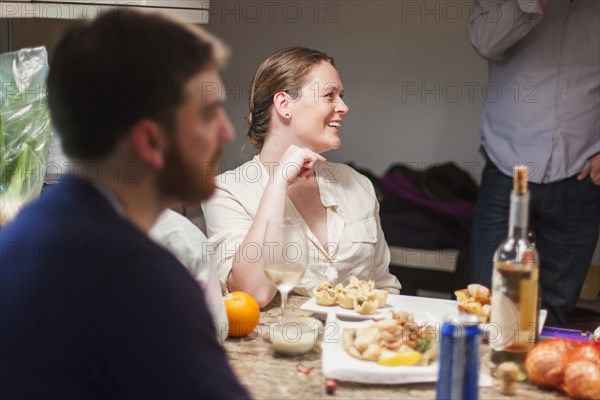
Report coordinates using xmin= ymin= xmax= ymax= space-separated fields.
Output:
xmin=205 ymin=145 xmax=324 ymax=308
xmin=226 ymin=177 xmax=287 ymax=307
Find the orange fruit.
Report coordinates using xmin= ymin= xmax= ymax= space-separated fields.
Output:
xmin=224 ymin=291 xmax=260 ymax=337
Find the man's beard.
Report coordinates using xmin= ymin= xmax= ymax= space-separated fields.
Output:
xmin=156 ymin=140 xmax=222 ymax=205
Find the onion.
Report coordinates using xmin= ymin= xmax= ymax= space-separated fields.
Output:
xmin=562 ymin=360 xmax=600 ymax=400
xmin=525 ymin=339 xmax=570 ymax=387
xmin=569 ymin=342 xmax=600 ymax=363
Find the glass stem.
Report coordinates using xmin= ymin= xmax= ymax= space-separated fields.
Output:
xmin=280 ymin=290 xmax=289 ymax=320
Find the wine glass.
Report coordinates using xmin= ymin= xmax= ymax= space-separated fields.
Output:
xmin=263 ymin=217 xmax=308 ymax=320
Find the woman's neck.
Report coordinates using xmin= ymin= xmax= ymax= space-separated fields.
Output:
xmin=258 ymin=132 xmax=293 ymax=165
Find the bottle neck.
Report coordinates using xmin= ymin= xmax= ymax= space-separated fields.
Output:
xmin=508 ymin=191 xmax=529 ymax=239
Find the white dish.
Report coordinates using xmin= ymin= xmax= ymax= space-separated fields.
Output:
xmin=321 ymin=312 xmax=493 ymax=385
xmin=301 ymin=294 xmax=457 ymax=321
xmin=301 ymin=294 xmax=547 ymax=334
xmin=270 ymin=317 xmax=320 ymax=355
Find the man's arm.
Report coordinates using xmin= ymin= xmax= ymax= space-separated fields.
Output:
xmin=468 ymin=0 xmax=547 ymax=61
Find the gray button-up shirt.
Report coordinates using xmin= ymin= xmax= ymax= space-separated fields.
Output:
xmin=469 ymin=0 xmax=599 ymax=183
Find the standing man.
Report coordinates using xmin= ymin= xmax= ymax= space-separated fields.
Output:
xmin=1 ymin=10 xmax=249 ymax=399
xmin=469 ymin=0 xmax=600 ymax=326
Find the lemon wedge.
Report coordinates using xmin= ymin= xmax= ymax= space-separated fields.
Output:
xmin=376 ymin=351 xmax=421 ymax=366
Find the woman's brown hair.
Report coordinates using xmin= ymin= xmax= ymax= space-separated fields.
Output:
xmin=247 ymin=47 xmax=334 ymax=150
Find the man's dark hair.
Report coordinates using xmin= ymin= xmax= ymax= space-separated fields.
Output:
xmin=47 ymin=10 xmax=224 ymax=161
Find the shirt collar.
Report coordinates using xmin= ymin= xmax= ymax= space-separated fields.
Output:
xmin=253 ymin=154 xmax=272 ymax=190
xmin=315 ymin=162 xmax=339 ymax=208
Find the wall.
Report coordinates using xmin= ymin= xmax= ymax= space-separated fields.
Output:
xmin=205 ymin=0 xmax=488 ymax=179
xmin=8 ymin=18 xmax=77 ymax=56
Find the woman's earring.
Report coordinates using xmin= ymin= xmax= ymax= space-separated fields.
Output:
xmin=284 ymin=112 xmax=291 ymax=118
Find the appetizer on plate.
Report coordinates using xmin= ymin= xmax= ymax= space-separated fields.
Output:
xmin=313 ymin=282 xmax=338 ymax=306
xmin=341 ymin=310 xmax=438 ymax=366
xmin=313 ymin=276 xmax=389 ymax=315
xmin=455 ymin=283 xmax=491 ymax=323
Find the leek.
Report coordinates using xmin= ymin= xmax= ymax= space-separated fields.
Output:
xmin=0 ymin=47 xmax=52 ymax=225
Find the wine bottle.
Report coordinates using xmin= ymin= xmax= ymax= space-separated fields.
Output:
xmin=490 ymin=165 xmax=539 ymax=381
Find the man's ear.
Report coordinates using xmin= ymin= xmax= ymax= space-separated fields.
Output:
xmin=273 ymin=92 xmax=291 ymax=118
xmin=129 ymin=119 xmax=166 ymax=169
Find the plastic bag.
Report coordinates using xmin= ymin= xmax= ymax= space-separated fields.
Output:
xmin=0 ymin=47 xmax=53 ymax=225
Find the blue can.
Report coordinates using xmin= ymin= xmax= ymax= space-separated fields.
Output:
xmin=436 ymin=314 xmax=481 ymax=400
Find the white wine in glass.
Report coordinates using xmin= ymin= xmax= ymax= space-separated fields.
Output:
xmin=263 ymin=217 xmax=308 ymax=320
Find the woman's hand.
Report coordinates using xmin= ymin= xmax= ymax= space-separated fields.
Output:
xmin=274 ymin=145 xmax=326 ymax=185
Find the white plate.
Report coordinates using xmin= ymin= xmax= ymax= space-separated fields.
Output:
xmin=301 ymin=294 xmax=457 ymax=321
xmin=321 ymin=312 xmax=493 ymax=385
xmin=301 ymin=294 xmax=547 ymax=333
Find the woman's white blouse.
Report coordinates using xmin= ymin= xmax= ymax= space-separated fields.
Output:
xmin=202 ymin=155 xmax=401 ymax=296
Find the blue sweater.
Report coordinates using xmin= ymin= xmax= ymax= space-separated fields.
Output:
xmin=0 ymin=176 xmax=250 ymax=399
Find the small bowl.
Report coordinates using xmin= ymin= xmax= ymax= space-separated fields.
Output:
xmin=269 ymin=316 xmax=321 ymax=356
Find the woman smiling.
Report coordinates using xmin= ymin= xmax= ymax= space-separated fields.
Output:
xmin=203 ymin=47 xmax=401 ymax=307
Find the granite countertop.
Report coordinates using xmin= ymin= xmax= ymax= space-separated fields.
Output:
xmin=224 ymin=295 xmax=569 ymax=399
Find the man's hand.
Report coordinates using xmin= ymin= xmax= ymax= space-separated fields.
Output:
xmin=577 ymin=153 xmax=600 ymax=186
xmin=538 ymin=0 xmax=550 ymax=9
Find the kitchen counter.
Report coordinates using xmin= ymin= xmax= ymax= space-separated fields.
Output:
xmin=224 ymin=295 xmax=568 ymax=399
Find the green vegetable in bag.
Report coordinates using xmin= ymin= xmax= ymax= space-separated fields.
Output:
xmin=0 ymin=47 xmax=53 ymax=225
